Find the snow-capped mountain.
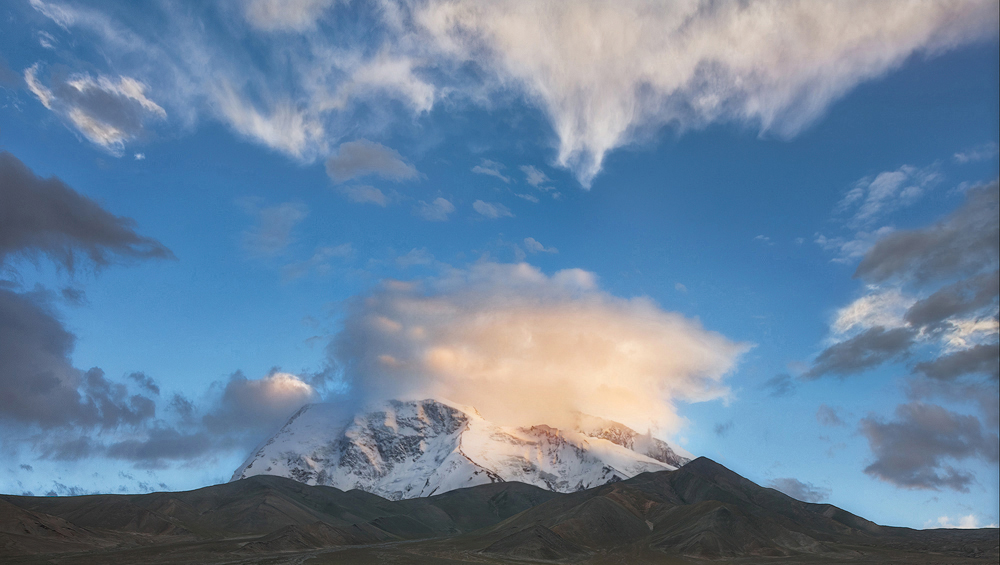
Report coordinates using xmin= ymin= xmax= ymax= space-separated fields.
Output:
xmin=231 ymin=399 xmax=691 ymax=500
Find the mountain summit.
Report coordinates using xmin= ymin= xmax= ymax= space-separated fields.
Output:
xmin=231 ymin=398 xmax=690 ymax=500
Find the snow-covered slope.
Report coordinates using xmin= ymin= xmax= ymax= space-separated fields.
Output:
xmin=231 ymin=399 xmax=691 ymax=500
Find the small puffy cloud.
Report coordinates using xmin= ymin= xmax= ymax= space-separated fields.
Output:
xmin=674 ymin=283 xmax=687 ymax=293
xmin=814 ymin=226 xmax=895 ymax=264
xmin=514 ymin=193 xmax=539 ymax=203
xmin=338 ymin=185 xmax=388 ymax=206
xmin=523 ymin=237 xmax=557 ymax=254
xmin=203 ymin=370 xmax=318 ymax=437
xmin=330 ymin=262 xmax=748 ymax=435
xmin=239 ymin=200 xmax=308 ymax=257
xmin=520 ymin=165 xmax=550 ymax=188
xmin=412 ymin=197 xmax=455 ymax=221
xmin=855 ymin=181 xmax=998 ymax=284
xmin=836 ymin=165 xmax=939 ymax=228
xmin=927 ymin=514 xmax=998 ymax=529
xmin=133 ymin=153 xmax=145 ymax=160
xmin=325 ymin=139 xmax=418 ymax=184
xmin=753 ymin=235 xmax=773 ymax=245
xmin=768 ymin=477 xmax=831 ymax=503
xmin=816 ymin=404 xmax=845 ymax=427
xmin=244 ymin=0 xmax=335 ymax=32
xmin=473 ymin=200 xmax=513 ymax=219
xmin=860 ymin=402 xmax=999 ymax=492
xmin=24 ymin=65 xmax=166 ymax=155
xmin=953 ymin=142 xmax=999 ymax=164
xmin=472 ymin=159 xmax=510 ymax=183
xmin=832 ymin=287 xmax=914 ymax=336
xmin=0 ymin=151 xmax=175 ymax=269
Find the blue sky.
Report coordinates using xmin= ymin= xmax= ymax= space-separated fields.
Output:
xmin=1 ymin=0 xmax=997 ymax=530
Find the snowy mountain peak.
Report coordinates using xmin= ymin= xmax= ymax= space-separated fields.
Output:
xmin=232 ymin=398 xmax=691 ymax=500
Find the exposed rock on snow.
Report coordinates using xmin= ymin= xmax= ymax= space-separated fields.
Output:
xmin=231 ymin=399 xmax=691 ymax=500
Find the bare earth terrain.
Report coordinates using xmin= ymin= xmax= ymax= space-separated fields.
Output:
xmin=2 ymin=458 xmax=996 ymax=564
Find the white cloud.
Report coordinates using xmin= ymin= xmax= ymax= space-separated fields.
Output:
xmin=133 ymin=153 xmax=145 ymax=160
xmin=215 ymin=82 xmax=324 ymax=159
xmin=473 ymin=199 xmax=513 ymax=219
xmin=417 ymin=1 xmax=997 ymax=186
xmin=514 ymin=193 xmax=539 ymax=203
xmin=24 ymin=64 xmax=166 ymax=155
xmin=29 ymin=0 xmax=996 ymax=184
xmin=832 ymin=287 xmax=915 ymax=336
xmin=675 ymin=283 xmax=688 ymax=293
xmin=523 ymin=237 xmax=557 ymax=254
xmin=926 ymin=514 xmax=998 ymax=529
xmin=472 ymin=159 xmax=510 ymax=183
xmin=815 ymin=226 xmax=894 ymax=263
xmin=331 ymin=262 xmax=748 ymax=434
xmin=520 ymin=164 xmax=549 ymax=188
xmin=953 ymin=142 xmax=999 ymax=164
xmin=413 ymin=197 xmax=455 ymax=221
xmin=837 ymin=165 xmax=939 ymax=228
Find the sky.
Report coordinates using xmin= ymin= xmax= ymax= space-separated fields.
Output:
xmin=0 ymin=0 xmax=997 ymax=531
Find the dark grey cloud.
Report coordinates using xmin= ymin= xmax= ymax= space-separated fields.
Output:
xmin=0 ymin=289 xmax=157 ymax=428
xmin=170 ymin=393 xmax=195 ymax=419
xmin=768 ymin=477 xmax=831 ymax=503
xmin=41 ymin=436 xmax=99 ymax=461
xmin=854 ymin=181 xmax=999 ymax=284
xmin=904 ymin=270 xmax=998 ymax=329
xmin=914 ymin=343 xmax=1000 ymax=382
xmin=19 ymin=464 xmax=33 ymax=472
xmin=905 ymin=374 xmax=1000 ymax=429
xmin=106 ymin=428 xmax=216 ymax=467
xmin=816 ymin=404 xmax=845 ymax=427
xmin=0 ymin=151 xmax=175 ymax=270
xmin=0 ymin=152 xmax=170 ymax=430
xmin=860 ymin=402 xmax=999 ymax=491
xmin=128 ymin=371 xmax=161 ymax=395
xmin=762 ymin=373 xmax=795 ymax=397
xmin=202 ymin=370 xmax=317 ymax=437
xmin=325 ymin=139 xmax=418 ymax=183
xmin=804 ymin=326 xmax=915 ymax=379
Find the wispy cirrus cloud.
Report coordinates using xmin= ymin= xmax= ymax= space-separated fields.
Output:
xmin=24 ymin=0 xmax=998 ymax=185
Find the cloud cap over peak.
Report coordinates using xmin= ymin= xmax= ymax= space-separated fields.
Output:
xmin=331 ymin=262 xmax=748 ymax=435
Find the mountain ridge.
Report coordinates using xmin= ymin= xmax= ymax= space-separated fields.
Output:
xmin=231 ymin=398 xmax=691 ymax=500
xmin=2 ymin=457 xmax=996 ymax=564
